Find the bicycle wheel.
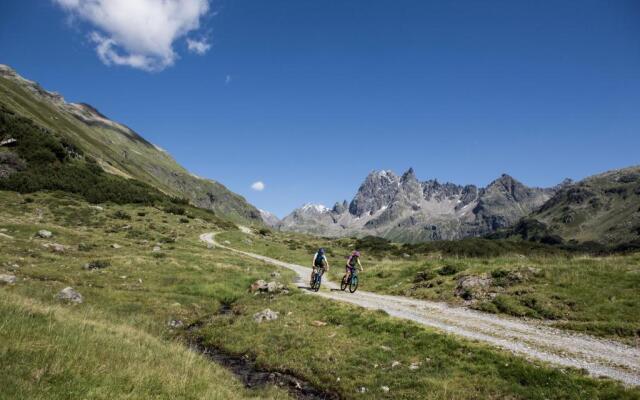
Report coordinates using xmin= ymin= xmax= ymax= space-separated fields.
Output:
xmin=312 ymin=275 xmax=321 ymax=292
xmin=349 ymin=275 xmax=359 ymax=293
xmin=340 ymin=274 xmax=348 ymax=291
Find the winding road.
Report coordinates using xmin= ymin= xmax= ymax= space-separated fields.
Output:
xmin=200 ymin=232 xmax=640 ymax=386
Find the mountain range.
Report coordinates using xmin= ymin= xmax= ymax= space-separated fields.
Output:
xmin=270 ymin=166 xmax=640 ymax=245
xmin=272 ymin=168 xmax=566 ymax=242
xmin=0 ymin=65 xmax=260 ymax=223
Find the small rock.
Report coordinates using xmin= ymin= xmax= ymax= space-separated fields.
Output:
xmin=223 ymin=240 xmax=231 ymax=245
xmin=381 ymin=386 xmax=390 ymax=393
xmin=380 ymin=345 xmax=391 ymax=351
xmin=57 ymin=287 xmax=83 ymax=304
xmin=36 ymin=230 xmax=52 ymax=239
xmin=111 ymin=243 xmax=122 ymax=249
xmin=152 ymin=245 xmax=161 ymax=252
xmin=90 ymin=205 xmax=104 ymax=211
xmin=270 ymin=271 xmax=281 ymax=278
xmin=358 ymin=387 xmax=367 ymax=393
xmin=253 ymin=308 xmax=279 ymax=323
xmin=391 ymin=361 xmax=401 ymax=368
xmin=0 ymin=274 xmax=17 ymax=285
xmin=168 ymin=319 xmax=183 ymax=328
xmin=409 ymin=362 xmax=421 ymax=370
xmin=311 ymin=320 xmax=327 ymax=327
xmin=250 ymin=279 xmax=268 ymax=293
xmin=43 ymin=243 xmax=66 ymax=253
xmin=267 ymin=281 xmax=284 ymax=293
xmin=402 ymin=253 xmax=411 ymax=258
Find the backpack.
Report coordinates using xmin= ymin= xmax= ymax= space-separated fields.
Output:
xmin=314 ymin=253 xmax=325 ymax=267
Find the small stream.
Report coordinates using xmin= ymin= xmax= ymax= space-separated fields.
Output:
xmin=189 ymin=337 xmax=341 ymax=400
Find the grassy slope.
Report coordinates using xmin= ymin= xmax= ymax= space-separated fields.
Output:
xmin=0 ymin=73 xmax=260 ymax=223
xmin=532 ymin=166 xmax=640 ymax=244
xmin=0 ymin=190 xmax=638 ymax=399
xmin=218 ymin=230 xmax=640 ymax=341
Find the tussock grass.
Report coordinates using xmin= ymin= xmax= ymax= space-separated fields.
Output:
xmin=0 ymin=292 xmax=288 ymax=400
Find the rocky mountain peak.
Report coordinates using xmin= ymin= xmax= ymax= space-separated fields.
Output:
xmin=349 ymin=170 xmax=401 ymax=216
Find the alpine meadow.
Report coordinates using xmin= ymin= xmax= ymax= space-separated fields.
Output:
xmin=1 ymin=1 xmax=639 ymax=399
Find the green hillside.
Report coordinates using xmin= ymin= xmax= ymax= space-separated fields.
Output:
xmin=0 ymin=65 xmax=260 ymax=224
xmin=505 ymin=166 xmax=640 ymax=247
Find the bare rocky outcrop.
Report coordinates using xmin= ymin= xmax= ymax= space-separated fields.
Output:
xmin=455 ymin=275 xmax=494 ymax=301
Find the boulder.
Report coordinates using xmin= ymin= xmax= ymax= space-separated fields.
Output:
xmin=455 ymin=274 xmax=493 ymax=301
xmin=253 ymin=308 xmax=279 ymax=323
xmin=0 ymin=274 xmax=17 ymax=285
xmin=57 ymin=287 xmax=83 ymax=304
xmin=36 ymin=230 xmax=52 ymax=239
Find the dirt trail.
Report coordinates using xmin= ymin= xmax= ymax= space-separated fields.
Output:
xmin=200 ymin=233 xmax=640 ymax=386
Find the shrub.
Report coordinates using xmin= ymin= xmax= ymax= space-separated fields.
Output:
xmin=413 ymin=270 xmax=436 ymax=283
xmin=137 ymin=212 xmax=147 ymax=217
xmin=112 ymin=210 xmax=131 ymax=220
xmin=258 ymin=228 xmax=272 ymax=236
xmin=437 ymin=264 xmax=464 ymax=276
xmin=83 ymin=260 xmax=110 ymax=270
xmin=179 ymin=218 xmax=189 ymax=224
xmin=164 ymin=205 xmax=186 ymax=215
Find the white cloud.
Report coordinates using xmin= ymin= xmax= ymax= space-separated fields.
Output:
xmin=186 ymin=38 xmax=210 ymax=55
xmin=54 ymin=0 xmax=211 ymax=71
xmin=225 ymin=74 xmax=232 ymax=84
xmin=251 ymin=181 xmax=265 ymax=191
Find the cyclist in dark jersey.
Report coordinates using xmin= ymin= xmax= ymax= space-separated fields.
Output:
xmin=311 ymin=248 xmax=329 ymax=284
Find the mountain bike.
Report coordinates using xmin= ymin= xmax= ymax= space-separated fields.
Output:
xmin=310 ymin=267 xmax=325 ymax=292
xmin=340 ymin=268 xmax=359 ymax=293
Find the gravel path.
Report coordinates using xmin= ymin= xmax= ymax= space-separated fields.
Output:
xmin=200 ymin=232 xmax=640 ymax=386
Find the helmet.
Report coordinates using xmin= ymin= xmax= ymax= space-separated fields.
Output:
xmin=318 ymin=248 xmax=325 ymax=255
xmin=352 ymin=251 xmax=360 ymax=257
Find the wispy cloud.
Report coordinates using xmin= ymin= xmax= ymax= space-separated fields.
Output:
xmin=251 ymin=181 xmax=265 ymax=191
xmin=187 ymin=38 xmax=211 ymax=55
xmin=225 ymin=74 xmax=232 ymax=85
xmin=54 ymin=0 xmax=211 ymax=71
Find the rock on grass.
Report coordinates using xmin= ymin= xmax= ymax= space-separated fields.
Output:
xmin=56 ymin=287 xmax=83 ymax=304
xmin=253 ymin=309 xmax=278 ymax=323
xmin=0 ymin=274 xmax=17 ymax=284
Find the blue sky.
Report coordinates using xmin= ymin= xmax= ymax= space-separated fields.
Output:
xmin=1 ymin=1 xmax=639 ymax=217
